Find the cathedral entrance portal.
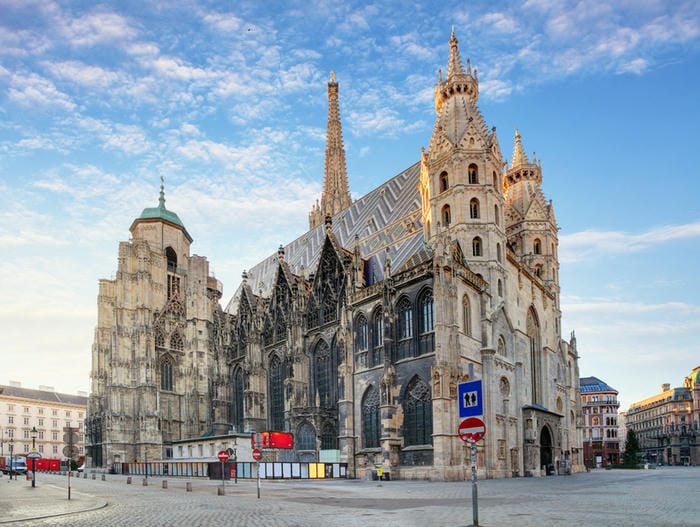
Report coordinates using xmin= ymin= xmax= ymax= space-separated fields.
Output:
xmin=540 ymin=425 xmax=553 ymax=474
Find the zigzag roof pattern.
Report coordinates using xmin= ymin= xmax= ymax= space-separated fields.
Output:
xmin=226 ymin=162 xmax=425 ymax=313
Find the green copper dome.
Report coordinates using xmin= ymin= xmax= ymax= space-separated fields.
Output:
xmin=131 ymin=178 xmax=192 ymax=242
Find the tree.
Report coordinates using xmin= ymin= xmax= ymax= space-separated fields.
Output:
xmin=623 ymin=428 xmax=641 ymax=468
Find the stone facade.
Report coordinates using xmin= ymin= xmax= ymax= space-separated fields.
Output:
xmin=87 ymin=31 xmax=584 ymax=480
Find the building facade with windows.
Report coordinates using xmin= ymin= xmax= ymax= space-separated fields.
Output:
xmin=579 ymin=376 xmax=620 ymax=467
xmin=0 ymin=382 xmax=87 ymax=463
xmin=87 ymin=31 xmax=583 ymax=480
xmin=626 ymin=366 xmax=700 ymax=466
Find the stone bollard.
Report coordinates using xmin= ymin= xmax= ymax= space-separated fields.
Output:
xmin=217 ymin=487 xmax=225 ymax=496
xmin=162 ymin=480 xmax=168 ymax=489
xmin=92 ymin=473 xmax=96 ymax=480
xmin=101 ymin=474 xmax=106 ymax=481
xmin=127 ymin=476 xmax=132 ymax=484
xmin=186 ymin=482 xmax=192 ymax=492
xmin=143 ymin=478 xmax=148 ymax=486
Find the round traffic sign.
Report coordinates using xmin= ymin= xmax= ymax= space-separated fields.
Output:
xmin=458 ymin=417 xmax=486 ymax=443
xmin=252 ymin=448 xmax=262 ymax=461
xmin=217 ymin=450 xmax=230 ymax=462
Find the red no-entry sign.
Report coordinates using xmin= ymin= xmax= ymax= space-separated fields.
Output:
xmin=458 ymin=417 xmax=486 ymax=443
xmin=217 ymin=450 xmax=230 ymax=462
xmin=252 ymin=448 xmax=262 ymax=461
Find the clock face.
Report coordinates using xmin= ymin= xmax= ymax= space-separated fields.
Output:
xmin=499 ymin=377 xmax=510 ymax=396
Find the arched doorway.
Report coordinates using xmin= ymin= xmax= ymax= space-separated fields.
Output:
xmin=540 ymin=425 xmax=553 ymax=474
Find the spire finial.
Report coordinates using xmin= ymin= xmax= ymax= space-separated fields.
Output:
xmin=330 ymin=70 xmax=335 ymax=82
xmin=447 ymin=28 xmax=465 ymax=79
xmin=159 ymin=175 xmax=166 ymax=209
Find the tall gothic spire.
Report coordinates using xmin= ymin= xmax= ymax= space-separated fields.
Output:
xmin=511 ymin=129 xmax=530 ymax=168
xmin=309 ymin=71 xmax=352 ymax=230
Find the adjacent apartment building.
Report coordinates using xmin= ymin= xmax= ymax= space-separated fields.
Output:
xmin=626 ymin=366 xmax=700 ymax=466
xmin=0 ymin=382 xmax=88 ymax=463
xmin=580 ymin=376 xmax=620 ymax=467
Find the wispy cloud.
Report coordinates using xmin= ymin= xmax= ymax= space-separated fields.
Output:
xmin=560 ymin=221 xmax=700 ymax=262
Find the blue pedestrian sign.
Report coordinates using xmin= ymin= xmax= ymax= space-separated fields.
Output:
xmin=458 ymin=380 xmax=483 ymax=418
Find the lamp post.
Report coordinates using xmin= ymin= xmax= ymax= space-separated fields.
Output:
xmin=8 ymin=436 xmax=14 ymax=481
xmin=30 ymin=427 xmax=37 ymax=488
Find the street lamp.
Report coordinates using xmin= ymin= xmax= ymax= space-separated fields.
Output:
xmin=8 ymin=436 xmax=14 ymax=481
xmin=30 ymin=427 xmax=37 ymax=488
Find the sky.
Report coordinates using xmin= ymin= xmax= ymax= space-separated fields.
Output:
xmin=1 ymin=0 xmax=699 ymax=412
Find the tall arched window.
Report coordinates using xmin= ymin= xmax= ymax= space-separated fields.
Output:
xmin=362 ymin=385 xmax=381 ymax=448
xmin=441 ymin=204 xmax=451 ymax=226
xmin=165 ymin=246 xmax=177 ymax=272
xmin=470 ymin=198 xmax=480 ymax=219
xmin=494 ymin=204 xmax=500 ymax=226
xmin=372 ymin=308 xmax=384 ymax=366
xmin=314 ymin=340 xmax=334 ymax=408
xmin=322 ymin=285 xmax=336 ymax=324
xmin=403 ymin=377 xmax=433 ymax=446
xmin=155 ymin=329 xmax=165 ymax=348
xmin=419 ymin=290 xmax=434 ymax=334
xmin=534 ymin=239 xmax=542 ymax=255
xmin=231 ymin=369 xmax=244 ymax=432
xmin=468 ymin=163 xmax=479 ymax=184
xmin=462 ymin=295 xmax=472 ymax=336
xmin=535 ymin=264 xmax=543 ymax=278
xmin=297 ymin=422 xmax=316 ymax=450
xmin=269 ymin=355 xmax=285 ymax=430
xmin=492 ymin=171 xmax=498 ymax=187
xmin=472 ymin=237 xmax=482 ymax=257
xmin=160 ymin=356 xmax=173 ymax=391
xmin=498 ymin=278 xmax=503 ymax=297
xmin=439 ymin=171 xmax=449 ymax=192
xmin=527 ymin=308 xmax=542 ymax=405
xmin=397 ymin=297 xmax=413 ymax=360
xmin=497 ymin=335 xmax=506 ymax=357
xmin=497 ymin=243 xmax=502 ymax=263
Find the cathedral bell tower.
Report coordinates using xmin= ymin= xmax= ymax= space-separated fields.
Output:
xmin=503 ymin=130 xmax=560 ymax=295
xmin=420 ymin=29 xmax=506 ymax=304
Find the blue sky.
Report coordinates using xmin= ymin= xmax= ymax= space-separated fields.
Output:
xmin=1 ymin=0 xmax=699 ymax=411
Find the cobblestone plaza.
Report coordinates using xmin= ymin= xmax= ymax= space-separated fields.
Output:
xmin=2 ymin=467 xmax=698 ymax=526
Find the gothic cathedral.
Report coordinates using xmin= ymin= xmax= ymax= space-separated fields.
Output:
xmin=88 ymin=31 xmax=583 ymax=479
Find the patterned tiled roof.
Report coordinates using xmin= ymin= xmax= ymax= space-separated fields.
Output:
xmin=226 ymin=161 xmax=425 ymax=312
xmin=0 ymin=385 xmax=88 ymax=406
xmin=579 ymin=376 xmax=617 ymax=394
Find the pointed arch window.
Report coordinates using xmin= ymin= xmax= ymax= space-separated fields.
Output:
xmin=495 ymin=204 xmax=500 ymax=226
xmin=469 ymin=198 xmax=480 ymax=219
xmin=397 ymin=297 xmax=413 ymax=360
xmin=441 ymin=204 xmax=451 ymax=226
xmin=498 ymin=278 xmax=503 ymax=297
xmin=269 ymin=355 xmax=285 ymax=430
xmin=534 ymin=264 xmax=543 ymax=278
xmin=462 ymin=295 xmax=472 ymax=336
xmin=468 ymin=164 xmax=479 ymax=184
xmin=472 ymin=237 xmax=482 ymax=257
xmin=497 ymin=335 xmax=506 ymax=357
xmin=497 ymin=243 xmax=502 ymax=263
xmin=274 ymin=307 xmax=287 ymax=342
xmin=419 ymin=290 xmax=434 ymax=334
xmin=160 ymin=356 xmax=174 ymax=392
xmin=492 ymin=171 xmax=498 ymax=187
xmin=403 ymin=377 xmax=433 ymax=446
xmin=527 ymin=308 xmax=542 ymax=405
xmin=439 ymin=171 xmax=449 ymax=192
xmin=372 ymin=308 xmax=384 ymax=366
xmin=165 ymin=246 xmax=177 ymax=273
xmin=314 ymin=340 xmax=335 ymax=409
xmin=322 ymin=286 xmax=337 ymax=324
xmin=155 ymin=329 xmax=165 ymax=349
xmin=297 ymin=422 xmax=316 ymax=451
xmin=231 ymin=369 xmax=244 ymax=432
xmin=534 ymin=239 xmax=542 ymax=255
xmin=362 ymin=385 xmax=381 ymax=448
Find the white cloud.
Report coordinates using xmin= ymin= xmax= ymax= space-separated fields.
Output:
xmin=59 ymin=10 xmax=138 ymax=47
xmin=8 ymin=72 xmax=75 ymax=110
xmin=560 ymin=222 xmax=700 ymax=262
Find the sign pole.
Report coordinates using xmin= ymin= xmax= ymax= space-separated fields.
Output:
xmin=221 ymin=460 xmax=225 ymax=495
xmin=471 ymin=442 xmax=479 ymax=527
